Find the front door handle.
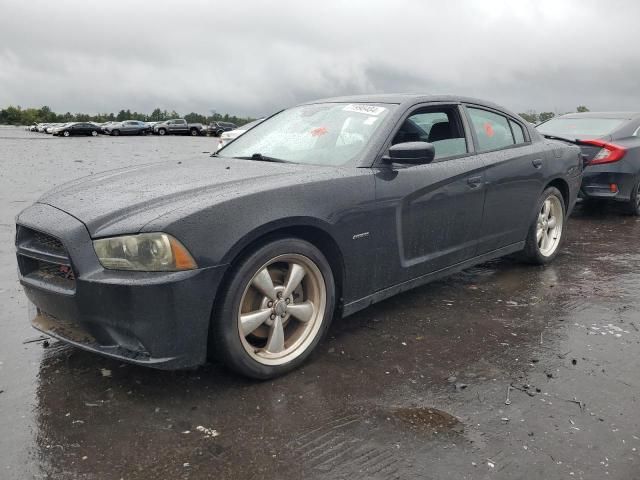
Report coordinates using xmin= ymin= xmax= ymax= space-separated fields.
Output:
xmin=467 ymin=176 xmax=483 ymax=188
xmin=532 ymin=159 xmax=543 ymax=169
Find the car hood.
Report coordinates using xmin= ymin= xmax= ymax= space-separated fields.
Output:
xmin=37 ymin=156 xmax=332 ymax=237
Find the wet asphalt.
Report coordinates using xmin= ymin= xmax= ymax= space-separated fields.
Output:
xmin=1 ymin=126 xmax=639 ymax=479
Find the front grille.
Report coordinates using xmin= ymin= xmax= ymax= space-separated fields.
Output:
xmin=33 ymin=231 xmax=65 ymax=255
xmin=16 ymin=226 xmax=76 ymax=293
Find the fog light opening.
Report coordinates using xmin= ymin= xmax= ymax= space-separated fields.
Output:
xmin=610 ymin=183 xmax=618 ymax=193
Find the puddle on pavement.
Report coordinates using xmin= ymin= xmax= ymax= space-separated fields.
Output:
xmin=391 ymin=407 xmax=463 ymax=434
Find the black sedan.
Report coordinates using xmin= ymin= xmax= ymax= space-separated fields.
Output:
xmin=16 ymin=95 xmax=582 ymax=378
xmin=537 ymin=112 xmax=640 ymax=214
xmin=54 ymin=122 xmax=100 ymax=137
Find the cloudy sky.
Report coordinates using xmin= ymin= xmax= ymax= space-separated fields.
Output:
xmin=1 ymin=0 xmax=638 ymax=117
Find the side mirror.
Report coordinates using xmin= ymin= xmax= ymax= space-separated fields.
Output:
xmin=384 ymin=141 xmax=435 ymax=165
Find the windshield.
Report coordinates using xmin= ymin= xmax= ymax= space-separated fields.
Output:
xmin=218 ymin=103 xmax=395 ymax=166
xmin=537 ymin=117 xmax=625 ymax=138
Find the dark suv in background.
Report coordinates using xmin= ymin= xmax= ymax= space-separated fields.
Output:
xmin=207 ymin=121 xmax=238 ymax=136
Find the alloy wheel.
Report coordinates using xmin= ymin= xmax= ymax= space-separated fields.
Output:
xmin=237 ymin=254 xmax=326 ymax=366
xmin=536 ymin=195 xmax=563 ymax=256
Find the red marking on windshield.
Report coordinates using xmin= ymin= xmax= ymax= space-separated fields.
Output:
xmin=310 ymin=127 xmax=328 ymax=137
xmin=484 ymin=122 xmax=494 ymax=137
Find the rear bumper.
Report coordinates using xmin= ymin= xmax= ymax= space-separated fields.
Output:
xmin=580 ymin=169 xmax=637 ymax=202
xmin=16 ymin=203 xmax=228 ymax=369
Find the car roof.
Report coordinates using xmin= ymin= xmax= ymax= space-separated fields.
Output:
xmin=298 ymin=93 xmax=522 ymax=119
xmin=558 ymin=112 xmax=640 ymax=120
xmin=300 ymin=93 xmax=502 ymax=108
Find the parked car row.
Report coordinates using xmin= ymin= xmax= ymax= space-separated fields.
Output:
xmin=26 ymin=119 xmax=240 ymax=137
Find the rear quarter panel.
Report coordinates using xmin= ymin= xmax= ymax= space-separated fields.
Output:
xmin=542 ymin=139 xmax=582 ymax=213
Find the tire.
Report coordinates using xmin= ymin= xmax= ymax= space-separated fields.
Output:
xmin=521 ymin=186 xmax=566 ymax=265
xmin=63 ymin=131 xmax=70 ymax=137
xmin=211 ymin=238 xmax=336 ymax=379
xmin=625 ymin=180 xmax=640 ymax=216
xmin=91 ymin=130 xmax=98 ymax=136
xmin=190 ymin=128 xmax=199 ymax=136
xmin=158 ymin=128 xmax=167 ymax=136
xmin=216 ymin=129 xmax=223 ymax=137
xmin=112 ymin=129 xmax=120 ymax=136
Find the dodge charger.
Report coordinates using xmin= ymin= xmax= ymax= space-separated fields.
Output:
xmin=16 ymin=95 xmax=583 ymax=378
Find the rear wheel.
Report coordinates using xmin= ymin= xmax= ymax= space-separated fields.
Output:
xmin=521 ymin=187 xmax=565 ymax=264
xmin=190 ymin=128 xmax=199 ymax=136
xmin=91 ymin=130 xmax=98 ymax=136
xmin=625 ymin=180 xmax=640 ymax=216
xmin=211 ymin=238 xmax=335 ymax=379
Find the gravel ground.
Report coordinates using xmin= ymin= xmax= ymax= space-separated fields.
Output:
xmin=1 ymin=126 xmax=639 ymax=479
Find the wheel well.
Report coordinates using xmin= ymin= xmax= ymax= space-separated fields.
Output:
xmin=218 ymin=225 xmax=345 ymax=311
xmin=547 ymin=178 xmax=570 ymax=210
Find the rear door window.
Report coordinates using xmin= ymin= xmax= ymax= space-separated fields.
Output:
xmin=509 ymin=120 xmax=526 ymax=144
xmin=467 ymin=107 xmax=515 ymax=152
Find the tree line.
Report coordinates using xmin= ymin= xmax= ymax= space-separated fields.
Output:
xmin=518 ymin=106 xmax=589 ymax=124
xmin=0 ymin=105 xmax=255 ymax=126
xmin=1 ymin=104 xmax=591 ymax=127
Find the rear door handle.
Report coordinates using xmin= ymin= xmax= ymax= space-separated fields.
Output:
xmin=467 ymin=175 xmax=483 ymax=188
xmin=532 ymin=159 xmax=543 ymax=169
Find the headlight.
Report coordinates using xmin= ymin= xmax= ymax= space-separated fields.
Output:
xmin=93 ymin=233 xmax=197 ymax=271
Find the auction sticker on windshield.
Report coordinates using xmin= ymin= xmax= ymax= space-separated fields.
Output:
xmin=342 ymin=104 xmax=387 ymax=116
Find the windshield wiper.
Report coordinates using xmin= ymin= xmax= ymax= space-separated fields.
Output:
xmin=234 ymin=153 xmax=292 ymax=163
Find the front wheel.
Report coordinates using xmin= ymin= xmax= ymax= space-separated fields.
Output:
xmin=63 ymin=131 xmax=70 ymax=137
xmin=521 ymin=186 xmax=566 ymax=264
xmin=111 ymin=129 xmax=120 ymax=136
xmin=211 ymin=238 xmax=335 ymax=379
xmin=157 ymin=128 xmax=167 ymax=136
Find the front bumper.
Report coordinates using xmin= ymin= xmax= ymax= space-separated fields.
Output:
xmin=16 ymin=203 xmax=227 ymax=369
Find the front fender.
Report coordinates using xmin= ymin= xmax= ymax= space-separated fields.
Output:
xmin=142 ymin=170 xmax=377 ymax=302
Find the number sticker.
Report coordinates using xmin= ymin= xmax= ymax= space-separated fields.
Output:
xmin=342 ymin=104 xmax=387 ymax=116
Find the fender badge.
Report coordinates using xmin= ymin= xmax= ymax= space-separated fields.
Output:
xmin=352 ymin=232 xmax=370 ymax=240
